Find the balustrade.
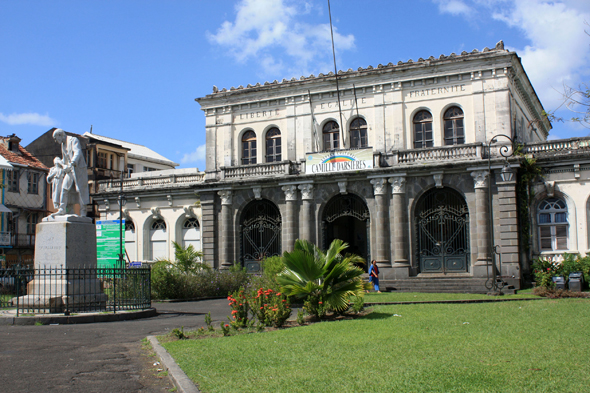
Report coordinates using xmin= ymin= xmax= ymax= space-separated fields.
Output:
xmin=522 ymin=137 xmax=590 ymax=156
xmin=391 ymin=143 xmax=483 ymax=164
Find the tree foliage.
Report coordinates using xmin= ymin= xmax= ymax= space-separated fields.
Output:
xmin=277 ymin=239 xmax=368 ymax=317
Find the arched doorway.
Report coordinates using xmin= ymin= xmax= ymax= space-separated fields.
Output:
xmin=240 ymin=199 xmax=282 ymax=273
xmin=322 ymin=194 xmax=370 ymax=264
xmin=415 ymin=187 xmax=469 ymax=273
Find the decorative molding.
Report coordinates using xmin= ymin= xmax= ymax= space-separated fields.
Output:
xmin=338 ymin=180 xmax=348 ymax=195
xmin=574 ymin=164 xmax=581 ymax=179
xmin=370 ymin=178 xmax=387 ymax=196
xmin=432 ymin=172 xmax=444 ymax=188
xmin=218 ymin=190 xmax=233 ymax=205
xmin=545 ymin=181 xmax=555 ymax=197
xmin=282 ymin=185 xmax=298 ymax=201
xmin=151 ymin=207 xmax=162 ymax=220
xmin=135 ymin=197 xmax=141 ymax=208
xmin=389 ymin=176 xmax=407 ymax=194
xmin=184 ymin=205 xmax=197 ymax=218
xmin=252 ymin=186 xmax=262 ymax=200
xmin=104 ymin=199 xmax=110 ymax=211
xmin=122 ymin=208 xmax=131 ymax=220
xmin=298 ymin=184 xmax=314 ymax=200
xmin=167 ymin=195 xmax=173 ymax=206
xmin=471 ymin=170 xmax=489 ymax=188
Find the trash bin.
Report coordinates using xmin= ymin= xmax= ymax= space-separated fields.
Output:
xmin=552 ymin=276 xmax=566 ymax=290
xmin=568 ymin=272 xmax=584 ymax=292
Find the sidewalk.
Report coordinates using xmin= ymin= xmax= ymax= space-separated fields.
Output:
xmin=0 ymin=299 xmax=230 ymax=392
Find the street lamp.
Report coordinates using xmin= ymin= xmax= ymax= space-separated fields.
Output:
xmin=486 ymin=134 xmax=516 ymax=294
xmin=117 ymin=170 xmax=127 ymax=269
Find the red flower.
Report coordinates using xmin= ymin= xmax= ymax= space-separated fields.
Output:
xmin=260 ymin=307 xmax=263 ymax=310
xmin=225 ymin=324 xmax=229 ymax=327
xmin=318 ymin=301 xmax=323 ymax=304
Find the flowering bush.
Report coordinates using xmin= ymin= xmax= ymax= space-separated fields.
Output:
xmin=532 ymin=254 xmax=590 ymax=289
xmin=250 ymin=288 xmax=291 ymax=328
xmin=303 ymin=295 xmax=329 ymax=320
xmin=227 ymin=287 xmax=249 ymax=328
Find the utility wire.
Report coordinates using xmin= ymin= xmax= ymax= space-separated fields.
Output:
xmin=327 ymin=0 xmax=345 ymax=148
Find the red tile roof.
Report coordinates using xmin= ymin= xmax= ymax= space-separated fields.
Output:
xmin=0 ymin=137 xmax=48 ymax=171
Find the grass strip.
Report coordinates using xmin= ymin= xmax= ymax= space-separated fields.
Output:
xmin=163 ymin=298 xmax=590 ymax=393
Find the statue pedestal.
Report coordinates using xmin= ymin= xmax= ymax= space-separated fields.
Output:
xmin=15 ymin=215 xmax=107 ymax=312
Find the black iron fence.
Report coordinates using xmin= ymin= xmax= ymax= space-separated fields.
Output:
xmin=0 ymin=266 xmax=151 ymax=316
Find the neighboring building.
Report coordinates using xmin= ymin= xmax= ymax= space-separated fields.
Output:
xmin=0 ymin=134 xmax=49 ymax=266
xmin=27 ymin=129 xmax=179 ymax=220
xmin=96 ymin=42 xmax=588 ymax=292
xmin=81 ymin=132 xmax=179 ymax=176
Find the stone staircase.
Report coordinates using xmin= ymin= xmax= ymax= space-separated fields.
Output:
xmin=377 ymin=277 xmax=517 ymax=294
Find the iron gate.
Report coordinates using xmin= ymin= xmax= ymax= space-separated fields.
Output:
xmin=240 ymin=199 xmax=281 ymax=273
xmin=415 ymin=188 xmax=469 ymax=273
xmin=322 ymin=194 xmax=370 ymax=263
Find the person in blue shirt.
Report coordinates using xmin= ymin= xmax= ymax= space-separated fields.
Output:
xmin=368 ymin=260 xmax=381 ymax=293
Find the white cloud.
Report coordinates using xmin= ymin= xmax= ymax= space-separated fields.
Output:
xmin=207 ymin=0 xmax=355 ymax=77
xmin=181 ymin=144 xmax=206 ymax=165
xmin=0 ymin=112 xmax=57 ymax=126
xmin=434 ymin=0 xmax=474 ymax=16
xmin=435 ymin=0 xmax=590 ymax=135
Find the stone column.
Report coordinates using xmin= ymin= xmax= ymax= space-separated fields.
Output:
xmin=282 ymin=185 xmax=298 ymax=252
xmin=471 ymin=170 xmax=490 ymax=276
xmin=218 ymin=190 xmax=233 ymax=269
xmin=298 ymin=184 xmax=314 ymax=242
xmin=370 ymin=178 xmax=389 ymax=267
xmin=199 ymin=192 xmax=217 ymax=269
xmin=497 ymin=174 xmax=520 ymax=288
xmin=389 ymin=175 xmax=410 ymax=279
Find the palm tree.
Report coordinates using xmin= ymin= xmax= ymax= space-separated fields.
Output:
xmin=159 ymin=242 xmax=209 ymax=274
xmin=277 ymin=239 xmax=368 ymax=317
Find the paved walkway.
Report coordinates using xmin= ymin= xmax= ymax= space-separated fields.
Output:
xmin=0 ymin=299 xmax=230 ymax=392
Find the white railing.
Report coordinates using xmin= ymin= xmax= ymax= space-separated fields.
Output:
xmin=521 ymin=137 xmax=590 ymax=155
xmin=98 ymin=172 xmax=206 ymax=192
xmin=391 ymin=143 xmax=483 ymax=164
xmin=0 ymin=232 xmax=11 ymax=246
xmin=220 ymin=161 xmax=300 ymax=180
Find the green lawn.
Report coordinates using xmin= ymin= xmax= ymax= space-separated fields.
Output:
xmin=162 ymin=298 xmax=590 ymax=392
xmin=363 ymin=289 xmax=540 ymax=302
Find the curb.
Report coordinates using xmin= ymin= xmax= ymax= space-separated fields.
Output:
xmin=0 ymin=308 xmax=157 ymax=325
xmin=147 ymin=335 xmax=200 ymax=393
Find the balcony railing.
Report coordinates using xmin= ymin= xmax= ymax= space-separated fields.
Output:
xmin=12 ymin=233 xmax=35 ymax=248
xmin=0 ymin=232 xmax=11 ymax=247
xmin=97 ymin=172 xmax=206 ymax=192
xmin=385 ymin=143 xmax=484 ymax=166
xmin=220 ymin=160 xmax=301 ymax=180
xmin=521 ymin=137 xmax=590 ymax=156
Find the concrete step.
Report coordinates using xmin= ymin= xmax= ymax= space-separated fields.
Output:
xmin=375 ymin=278 xmax=516 ymax=294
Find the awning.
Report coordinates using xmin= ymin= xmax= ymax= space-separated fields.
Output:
xmin=0 ymin=156 xmax=13 ymax=171
xmin=0 ymin=204 xmax=12 ymax=213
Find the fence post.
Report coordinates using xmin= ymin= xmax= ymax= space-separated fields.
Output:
xmin=15 ymin=265 xmax=20 ymax=317
xmin=113 ymin=267 xmax=116 ymax=314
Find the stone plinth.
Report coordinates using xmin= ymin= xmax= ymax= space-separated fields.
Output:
xmin=35 ymin=215 xmax=97 ymax=269
xmin=15 ymin=215 xmax=106 ymax=312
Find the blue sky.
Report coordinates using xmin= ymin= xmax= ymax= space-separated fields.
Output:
xmin=1 ymin=0 xmax=589 ymax=169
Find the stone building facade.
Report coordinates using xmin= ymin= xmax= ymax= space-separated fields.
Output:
xmin=95 ymin=42 xmax=563 ymax=291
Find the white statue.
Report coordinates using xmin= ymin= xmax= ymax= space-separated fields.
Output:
xmin=50 ymin=128 xmax=90 ymax=217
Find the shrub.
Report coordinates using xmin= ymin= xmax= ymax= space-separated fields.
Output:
xmin=533 ymin=287 xmax=590 ymax=298
xmin=227 ymin=287 xmax=249 ymax=328
xmin=532 ymin=254 xmax=590 ymax=289
xmin=249 ymin=287 xmax=291 ymax=327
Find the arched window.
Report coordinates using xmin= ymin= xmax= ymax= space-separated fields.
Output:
xmin=265 ymin=128 xmax=281 ymax=163
xmin=443 ymin=106 xmax=465 ymax=145
xmin=242 ymin=131 xmax=257 ymax=165
xmin=323 ymin=121 xmax=340 ymax=151
xmin=538 ymin=198 xmax=568 ymax=251
xmin=349 ymin=118 xmax=368 ymax=149
xmin=149 ymin=219 xmax=167 ymax=260
xmin=414 ymin=110 xmax=433 ymax=149
xmin=125 ymin=220 xmax=137 ymax=262
xmin=182 ymin=218 xmax=201 ymax=251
